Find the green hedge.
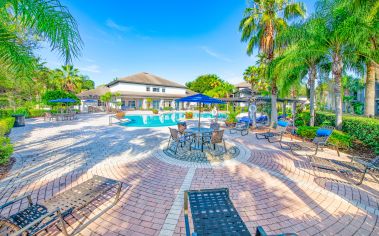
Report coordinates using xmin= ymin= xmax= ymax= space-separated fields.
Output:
xmin=296 ymin=111 xmax=379 ymax=153
xmin=0 ymin=108 xmax=47 ymax=118
xmin=297 ymin=126 xmax=353 ymax=150
xmin=0 ymin=117 xmax=15 ymax=136
xmin=0 ymin=137 xmax=13 ymax=165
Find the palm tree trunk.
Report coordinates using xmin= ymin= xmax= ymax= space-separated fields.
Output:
xmin=332 ymin=52 xmax=343 ymax=130
xmin=364 ymin=61 xmax=376 ymax=117
xmin=270 ymin=81 xmax=278 ymax=127
xmin=309 ymin=64 xmax=317 ymax=126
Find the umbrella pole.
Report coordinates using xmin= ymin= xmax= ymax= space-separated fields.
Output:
xmin=198 ymin=102 xmax=201 ymax=131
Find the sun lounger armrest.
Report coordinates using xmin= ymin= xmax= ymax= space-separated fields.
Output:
xmin=256 ymin=226 xmax=268 ymax=236
xmin=0 ymin=194 xmax=32 ymax=210
xmin=184 ymin=191 xmax=191 ymax=236
xmin=10 ymin=207 xmax=63 ymax=236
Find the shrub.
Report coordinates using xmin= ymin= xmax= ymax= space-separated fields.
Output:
xmin=297 ymin=111 xmax=379 ymax=154
xmin=0 ymin=117 xmax=15 ymax=136
xmin=152 ymin=109 xmax=159 ymax=114
xmin=42 ymin=90 xmax=80 ymax=106
xmin=296 ymin=126 xmax=352 ymax=150
xmin=28 ymin=109 xmax=46 ymax=118
xmin=163 ymin=107 xmax=172 ymax=111
xmin=226 ymin=110 xmax=239 ymax=123
xmin=0 ymin=137 xmax=13 ymax=165
xmin=185 ymin=111 xmax=193 ymax=119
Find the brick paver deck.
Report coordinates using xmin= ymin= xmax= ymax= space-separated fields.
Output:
xmin=1 ymin=113 xmax=378 ymax=235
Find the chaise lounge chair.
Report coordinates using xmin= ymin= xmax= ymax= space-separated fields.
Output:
xmin=279 ymin=126 xmax=339 ymax=156
xmin=230 ymin=121 xmax=249 ymax=136
xmin=309 ymin=155 xmax=379 ymax=185
xmin=184 ymin=188 xmax=297 ymax=236
xmin=256 ymin=120 xmax=289 ymax=142
xmin=0 ymin=175 xmax=125 ymax=236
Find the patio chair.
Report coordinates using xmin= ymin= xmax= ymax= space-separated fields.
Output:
xmin=280 ymin=126 xmax=339 ymax=156
xmin=309 ymin=155 xmax=379 ymax=185
xmin=44 ymin=112 xmax=53 ymax=121
xmin=210 ymin=122 xmax=220 ymax=130
xmin=230 ymin=121 xmax=249 ymax=136
xmin=202 ymin=129 xmax=227 ymax=154
xmin=167 ymin=127 xmax=194 ymax=154
xmin=256 ymin=120 xmax=289 ymax=142
xmin=178 ymin=122 xmax=187 ymax=135
xmin=184 ymin=188 xmax=251 ymax=236
xmin=0 ymin=175 xmax=124 ymax=236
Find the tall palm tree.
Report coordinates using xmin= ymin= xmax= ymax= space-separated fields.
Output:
xmin=239 ymin=0 xmax=306 ymax=126
xmin=314 ymin=0 xmax=378 ymax=128
xmin=274 ymin=22 xmax=325 ymax=126
xmin=0 ymin=0 xmax=82 ymax=73
xmin=54 ymin=65 xmax=82 ymax=93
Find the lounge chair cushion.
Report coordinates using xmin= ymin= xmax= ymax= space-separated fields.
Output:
xmin=316 ymin=129 xmax=332 ymax=137
xmin=277 ymin=120 xmax=288 ymax=127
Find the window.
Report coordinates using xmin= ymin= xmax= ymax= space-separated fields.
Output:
xmin=146 ymin=87 xmax=150 ymax=92
xmin=153 ymin=87 xmax=160 ymax=92
xmin=162 ymin=88 xmax=166 ymax=93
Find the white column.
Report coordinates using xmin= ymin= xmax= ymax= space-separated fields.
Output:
xmin=159 ymin=99 xmax=164 ymax=109
xmin=142 ymin=99 xmax=147 ymax=109
xmin=171 ymin=100 xmax=176 ymax=108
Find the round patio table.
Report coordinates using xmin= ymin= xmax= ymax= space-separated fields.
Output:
xmin=186 ymin=127 xmax=213 ymax=152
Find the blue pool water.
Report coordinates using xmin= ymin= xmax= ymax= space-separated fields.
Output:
xmin=120 ymin=112 xmax=226 ymax=127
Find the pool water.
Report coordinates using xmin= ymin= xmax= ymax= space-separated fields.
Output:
xmin=120 ymin=112 xmax=226 ymax=127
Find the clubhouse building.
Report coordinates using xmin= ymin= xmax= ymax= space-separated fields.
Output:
xmin=77 ymin=72 xmax=194 ymax=111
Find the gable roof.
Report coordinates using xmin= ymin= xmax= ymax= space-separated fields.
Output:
xmin=77 ymin=85 xmax=109 ymax=98
xmin=108 ymin=72 xmax=186 ymax=88
xmin=235 ymin=81 xmax=250 ymax=88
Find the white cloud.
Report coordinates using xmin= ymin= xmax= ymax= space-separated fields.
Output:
xmin=200 ymin=46 xmax=232 ymax=62
xmin=106 ymin=19 xmax=131 ymax=32
xmin=79 ymin=64 xmax=101 ymax=73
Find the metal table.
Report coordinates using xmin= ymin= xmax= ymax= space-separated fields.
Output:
xmin=186 ymin=127 xmax=213 ymax=152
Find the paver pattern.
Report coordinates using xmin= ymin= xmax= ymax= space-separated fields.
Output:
xmin=0 ymin=113 xmax=378 ymax=235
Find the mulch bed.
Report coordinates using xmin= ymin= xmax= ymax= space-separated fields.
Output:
xmin=0 ymin=157 xmax=15 ymax=180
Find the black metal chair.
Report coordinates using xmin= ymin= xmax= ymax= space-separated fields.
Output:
xmin=230 ymin=121 xmax=249 ymax=136
xmin=167 ymin=127 xmax=194 ymax=154
xmin=202 ymin=130 xmax=227 ymax=154
xmin=256 ymin=120 xmax=289 ymax=141
xmin=210 ymin=122 xmax=220 ymax=131
xmin=310 ymin=155 xmax=379 ymax=185
xmin=280 ymin=126 xmax=339 ymax=156
xmin=184 ymin=188 xmax=251 ymax=236
xmin=0 ymin=176 xmax=124 ymax=236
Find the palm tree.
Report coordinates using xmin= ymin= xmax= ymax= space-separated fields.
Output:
xmin=314 ymin=0 xmax=378 ymax=128
xmin=239 ymin=0 xmax=305 ymax=126
xmin=54 ymin=65 xmax=83 ymax=93
xmin=0 ymin=0 xmax=82 ymax=73
xmin=274 ymin=21 xmax=325 ymax=126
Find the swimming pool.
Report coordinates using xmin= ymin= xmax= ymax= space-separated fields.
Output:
xmin=120 ymin=112 xmax=226 ymax=127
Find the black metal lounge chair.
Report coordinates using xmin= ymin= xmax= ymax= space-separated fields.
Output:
xmin=255 ymin=226 xmax=297 ymax=236
xmin=202 ymin=130 xmax=227 ymax=154
xmin=230 ymin=121 xmax=249 ymax=136
xmin=0 ymin=175 xmax=125 ymax=236
xmin=184 ymin=188 xmax=251 ymax=236
xmin=184 ymin=188 xmax=298 ymax=236
xmin=256 ymin=120 xmax=289 ymax=142
xmin=279 ymin=126 xmax=339 ymax=156
xmin=310 ymin=155 xmax=379 ymax=185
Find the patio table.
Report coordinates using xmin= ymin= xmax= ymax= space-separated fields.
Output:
xmin=186 ymin=127 xmax=213 ymax=152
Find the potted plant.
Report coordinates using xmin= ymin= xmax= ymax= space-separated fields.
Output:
xmin=152 ymin=109 xmax=159 ymax=114
xmin=225 ymin=110 xmax=239 ymax=127
xmin=185 ymin=111 xmax=193 ymax=119
xmin=115 ymin=111 xmax=125 ymax=119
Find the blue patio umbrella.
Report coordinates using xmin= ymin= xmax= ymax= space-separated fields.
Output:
xmin=176 ymin=93 xmax=225 ymax=129
xmin=49 ymin=98 xmax=77 ymax=113
xmin=49 ymin=98 xmax=77 ymax=103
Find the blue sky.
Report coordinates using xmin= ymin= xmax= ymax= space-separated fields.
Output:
xmin=36 ymin=0 xmax=316 ymax=87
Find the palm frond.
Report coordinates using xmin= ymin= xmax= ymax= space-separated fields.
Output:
xmin=7 ymin=0 xmax=83 ymax=64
